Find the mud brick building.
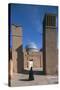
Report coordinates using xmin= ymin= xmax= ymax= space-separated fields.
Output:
xmin=9 ymin=13 xmax=58 ymax=76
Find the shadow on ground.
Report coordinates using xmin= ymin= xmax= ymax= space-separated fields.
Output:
xmin=19 ymin=79 xmax=34 ymax=81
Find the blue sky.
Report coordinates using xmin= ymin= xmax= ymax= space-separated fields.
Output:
xmin=10 ymin=4 xmax=58 ymax=49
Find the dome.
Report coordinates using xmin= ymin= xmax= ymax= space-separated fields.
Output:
xmin=25 ymin=42 xmax=39 ymax=52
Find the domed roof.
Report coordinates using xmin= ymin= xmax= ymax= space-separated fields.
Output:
xmin=25 ymin=42 xmax=39 ymax=52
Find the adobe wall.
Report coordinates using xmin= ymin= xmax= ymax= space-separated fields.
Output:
xmin=45 ymin=28 xmax=58 ymax=75
xmin=12 ymin=25 xmax=24 ymax=73
xmin=43 ymin=14 xmax=58 ymax=75
xmin=24 ymin=50 xmax=43 ymax=70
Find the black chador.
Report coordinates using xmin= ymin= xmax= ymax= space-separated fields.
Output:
xmin=29 ymin=67 xmax=34 ymax=80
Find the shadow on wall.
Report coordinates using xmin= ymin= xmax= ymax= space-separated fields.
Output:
xmin=43 ymin=16 xmax=46 ymax=75
xmin=16 ymin=45 xmax=24 ymax=73
xmin=23 ymin=70 xmax=45 ymax=75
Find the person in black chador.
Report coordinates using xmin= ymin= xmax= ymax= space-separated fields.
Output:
xmin=29 ymin=67 xmax=34 ymax=80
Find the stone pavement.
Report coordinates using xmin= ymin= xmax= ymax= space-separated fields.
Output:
xmin=11 ymin=73 xmax=58 ymax=87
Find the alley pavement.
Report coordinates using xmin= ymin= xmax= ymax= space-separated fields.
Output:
xmin=10 ymin=73 xmax=58 ymax=87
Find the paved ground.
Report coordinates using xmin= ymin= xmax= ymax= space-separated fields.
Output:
xmin=10 ymin=73 xmax=58 ymax=87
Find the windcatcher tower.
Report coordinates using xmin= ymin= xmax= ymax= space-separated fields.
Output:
xmin=11 ymin=24 xmax=24 ymax=73
xmin=43 ymin=14 xmax=58 ymax=75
